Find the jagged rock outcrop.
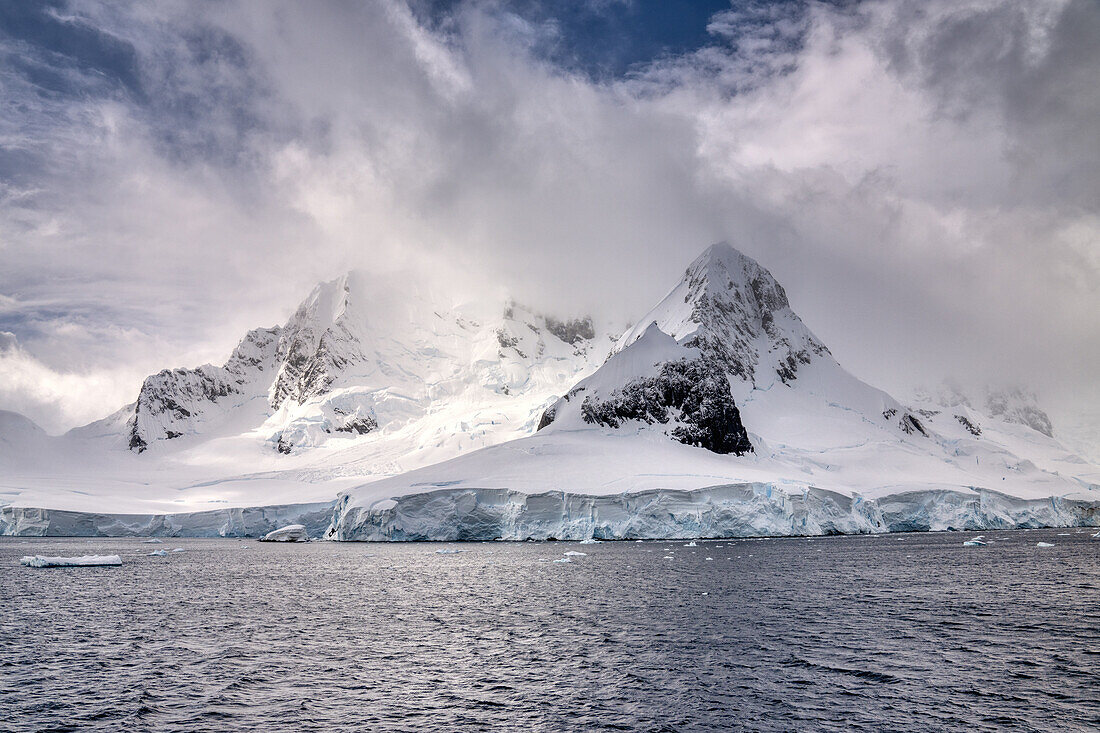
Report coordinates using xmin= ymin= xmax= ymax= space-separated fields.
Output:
xmin=128 ymin=327 xmax=282 ymax=451
xmin=579 ymin=357 xmax=752 ymax=455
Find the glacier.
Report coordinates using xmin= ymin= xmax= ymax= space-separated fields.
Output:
xmin=326 ymin=484 xmax=1100 ymax=541
xmin=0 ymin=501 xmax=334 ymax=538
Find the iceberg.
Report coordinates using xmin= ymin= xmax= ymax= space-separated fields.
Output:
xmin=562 ymin=550 xmax=587 ymax=556
xmin=259 ymin=524 xmax=309 ymax=542
xmin=19 ymin=554 xmax=122 ymax=567
xmin=149 ymin=549 xmax=168 ymax=556
xmin=963 ymin=536 xmax=987 ymax=546
xmin=552 ymin=558 xmax=572 ymax=563
xmin=1036 ymin=542 xmax=1055 ymax=547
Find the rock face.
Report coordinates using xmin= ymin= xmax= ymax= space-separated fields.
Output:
xmin=579 ymin=357 xmax=752 ymax=455
xmin=128 ymin=327 xmax=281 ymax=451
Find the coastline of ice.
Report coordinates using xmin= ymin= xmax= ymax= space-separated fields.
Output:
xmin=0 ymin=501 xmax=335 ymax=538
xmin=326 ymin=483 xmax=1100 ymax=541
xmin=3 ymin=484 xmax=1098 ymax=542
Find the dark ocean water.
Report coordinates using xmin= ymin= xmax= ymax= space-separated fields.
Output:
xmin=2 ymin=529 xmax=1098 ymax=732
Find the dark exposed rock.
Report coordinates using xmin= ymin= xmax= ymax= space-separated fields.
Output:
xmin=334 ymin=415 xmax=378 ymax=435
xmin=545 ymin=317 xmax=595 ymax=345
xmin=128 ymin=431 xmax=147 ymax=453
xmin=537 ymin=406 xmax=556 ymax=431
xmin=884 ymin=408 xmax=928 ymax=437
xmin=580 ymin=358 xmax=753 ymax=455
xmin=955 ymin=414 xmax=981 ymax=437
xmin=899 ymin=413 xmax=927 ymax=436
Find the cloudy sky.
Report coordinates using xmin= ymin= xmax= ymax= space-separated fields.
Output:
xmin=0 ymin=0 xmax=1097 ymax=435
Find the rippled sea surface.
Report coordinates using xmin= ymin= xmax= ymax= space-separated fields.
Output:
xmin=2 ymin=529 xmax=1098 ymax=732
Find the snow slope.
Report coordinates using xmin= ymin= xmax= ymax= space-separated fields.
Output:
xmin=330 ymin=244 xmax=1100 ymax=540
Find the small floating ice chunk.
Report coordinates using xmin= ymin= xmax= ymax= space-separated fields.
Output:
xmin=553 ymin=558 xmax=572 ymax=564
xmin=435 ymin=548 xmax=464 ymax=554
xmin=259 ymin=524 xmax=309 ymax=542
xmin=684 ymin=541 xmax=697 ymax=547
xmin=963 ymin=536 xmax=987 ymax=546
xmin=148 ymin=550 xmax=168 ymax=557
xmin=1091 ymin=531 xmax=1100 ymax=540
xmin=579 ymin=538 xmax=600 ymax=544
xmin=142 ymin=539 xmax=164 ymax=544
xmin=171 ymin=547 xmax=186 ymax=553
xmin=705 ymin=557 xmax=714 ymax=561
xmin=563 ymin=550 xmax=587 ymax=557
xmin=663 ymin=555 xmax=674 ymax=560
xmin=1036 ymin=542 xmax=1055 ymax=548
xmin=20 ymin=555 xmax=122 ymax=568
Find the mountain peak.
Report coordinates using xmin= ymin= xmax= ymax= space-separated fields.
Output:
xmin=686 ymin=242 xmax=790 ymax=314
xmin=616 ymin=242 xmax=826 ymax=387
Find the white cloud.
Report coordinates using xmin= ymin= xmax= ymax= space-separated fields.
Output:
xmin=0 ymin=0 xmax=1096 ymax=431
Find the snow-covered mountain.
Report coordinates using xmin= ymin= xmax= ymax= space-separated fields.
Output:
xmin=329 ymin=244 xmax=1100 ymax=540
xmin=2 ymin=243 xmax=1097 ymax=538
xmin=93 ymin=271 xmax=610 ymax=457
xmin=913 ymin=382 xmax=1055 ymax=438
xmin=0 ymin=272 xmax=614 ymax=522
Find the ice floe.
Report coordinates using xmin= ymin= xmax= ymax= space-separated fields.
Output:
xmin=259 ymin=524 xmax=309 ymax=542
xmin=20 ymin=554 xmax=122 ymax=567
